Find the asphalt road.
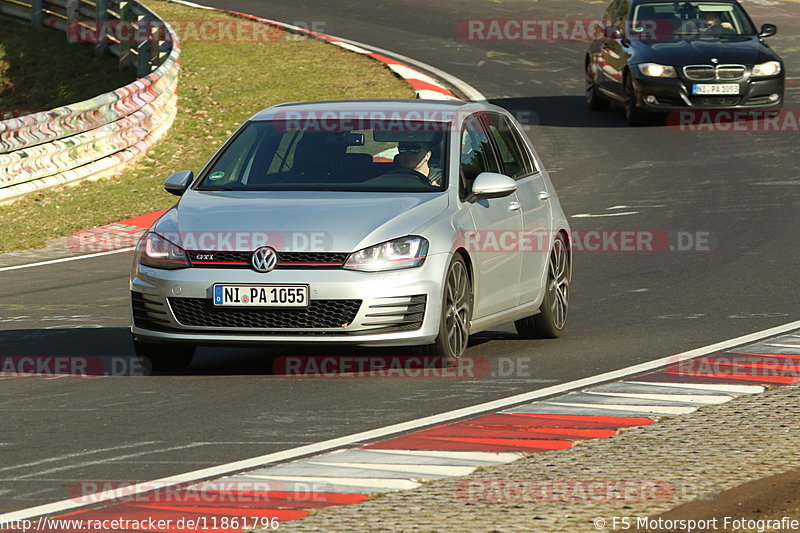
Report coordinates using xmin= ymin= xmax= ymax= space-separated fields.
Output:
xmin=2 ymin=0 xmax=799 ymax=514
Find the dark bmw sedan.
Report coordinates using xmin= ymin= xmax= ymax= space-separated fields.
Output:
xmin=585 ymin=0 xmax=784 ymax=125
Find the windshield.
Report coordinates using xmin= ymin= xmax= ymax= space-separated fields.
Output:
xmin=196 ymin=119 xmax=449 ymax=193
xmin=631 ymin=2 xmax=757 ymax=40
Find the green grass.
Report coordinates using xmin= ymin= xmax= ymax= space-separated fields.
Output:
xmin=0 ymin=0 xmax=414 ymax=251
xmin=0 ymin=17 xmax=134 ymax=114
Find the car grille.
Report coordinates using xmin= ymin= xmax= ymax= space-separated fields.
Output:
xmin=168 ymin=297 xmax=362 ymax=330
xmin=690 ymin=96 xmax=742 ymax=107
xmin=352 ymin=295 xmax=427 ymax=335
xmin=683 ymin=65 xmax=745 ymax=81
xmin=132 ymin=292 xmax=172 ymax=330
xmin=717 ymin=66 xmax=745 ymax=80
xmin=187 ymin=251 xmax=349 ymax=269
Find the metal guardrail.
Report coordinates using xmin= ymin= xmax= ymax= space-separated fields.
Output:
xmin=0 ymin=0 xmax=180 ymax=203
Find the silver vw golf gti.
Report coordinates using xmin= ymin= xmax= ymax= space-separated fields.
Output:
xmin=131 ymin=100 xmax=571 ymax=370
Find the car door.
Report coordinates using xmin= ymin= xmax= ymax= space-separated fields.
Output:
xmin=484 ymin=113 xmax=550 ymax=307
xmin=600 ymin=0 xmax=631 ymax=95
xmin=460 ymin=114 xmax=523 ymax=319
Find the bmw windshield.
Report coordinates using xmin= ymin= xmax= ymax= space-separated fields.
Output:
xmin=196 ymin=119 xmax=449 ymax=193
xmin=631 ymin=2 xmax=758 ymax=41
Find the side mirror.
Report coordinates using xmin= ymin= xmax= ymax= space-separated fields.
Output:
xmin=471 ymin=172 xmax=517 ymax=200
xmin=759 ymin=23 xmax=777 ymax=38
xmin=164 ymin=171 xmax=193 ymax=196
xmin=605 ymin=25 xmax=624 ymax=39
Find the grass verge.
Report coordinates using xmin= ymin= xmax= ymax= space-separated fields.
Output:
xmin=0 ymin=16 xmax=134 ymax=116
xmin=0 ymin=0 xmax=414 ymax=252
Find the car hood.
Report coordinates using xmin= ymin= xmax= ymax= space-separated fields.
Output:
xmin=633 ymin=37 xmax=779 ymax=66
xmin=152 ymin=190 xmax=449 ymax=252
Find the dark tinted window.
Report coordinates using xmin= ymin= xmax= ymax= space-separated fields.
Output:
xmin=460 ymin=115 xmax=501 ymax=199
xmin=485 ymin=114 xmax=536 ymax=180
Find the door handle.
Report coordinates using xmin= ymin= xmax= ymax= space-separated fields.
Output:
xmin=508 ymin=201 xmax=521 ymax=211
xmin=538 ymin=191 xmax=551 ymax=201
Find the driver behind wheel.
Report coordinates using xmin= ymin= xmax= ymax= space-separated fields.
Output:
xmin=395 ymin=142 xmax=442 ymax=186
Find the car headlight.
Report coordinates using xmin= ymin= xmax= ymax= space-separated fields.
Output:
xmin=344 ymin=236 xmax=429 ymax=272
xmin=638 ymin=63 xmax=677 ymax=78
xmin=752 ymin=61 xmax=781 ymax=77
xmin=135 ymin=232 xmax=189 ymax=270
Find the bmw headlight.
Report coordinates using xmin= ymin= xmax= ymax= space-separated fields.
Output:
xmin=344 ymin=236 xmax=429 ymax=272
xmin=638 ymin=63 xmax=677 ymax=78
xmin=136 ymin=232 xmax=189 ymax=269
xmin=752 ymin=61 xmax=781 ymax=77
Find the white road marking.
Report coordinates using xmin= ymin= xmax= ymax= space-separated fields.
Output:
xmin=357 ymin=449 xmax=522 ymax=463
xmin=584 ymin=391 xmax=731 ymax=404
xmin=546 ymin=402 xmax=697 ymax=415
xmin=10 ymin=443 xmax=210 ymax=480
xmin=247 ymin=475 xmax=421 ymax=490
xmin=0 ymin=442 xmax=157 ymax=473
xmin=623 ymin=381 xmax=764 ymax=394
xmin=0 ymin=248 xmax=134 ymax=273
xmin=571 ymin=212 xmax=639 ymax=218
xmin=607 ymin=205 xmax=665 ymax=209
xmin=3 ymin=319 xmax=799 ymax=522
xmin=307 ymin=461 xmax=476 ymax=477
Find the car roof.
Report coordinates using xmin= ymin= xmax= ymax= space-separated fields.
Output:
xmin=249 ymin=99 xmax=504 ymax=122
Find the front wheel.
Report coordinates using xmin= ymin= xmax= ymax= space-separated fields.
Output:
xmin=416 ymin=255 xmax=472 ymax=359
xmin=586 ymin=62 xmax=609 ymax=111
xmin=133 ymin=338 xmax=196 ymax=372
xmin=624 ymin=74 xmax=650 ymax=126
xmin=515 ymin=234 xmax=570 ymax=339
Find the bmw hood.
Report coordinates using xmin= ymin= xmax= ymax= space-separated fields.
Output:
xmin=633 ymin=37 xmax=780 ymax=66
xmin=151 ymin=190 xmax=449 ymax=252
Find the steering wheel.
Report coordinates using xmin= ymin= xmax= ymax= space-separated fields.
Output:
xmin=390 ymin=168 xmax=432 ymax=187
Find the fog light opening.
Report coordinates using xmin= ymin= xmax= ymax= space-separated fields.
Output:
xmin=644 ymin=95 xmax=657 ymax=104
xmin=768 ymin=93 xmax=780 ymax=102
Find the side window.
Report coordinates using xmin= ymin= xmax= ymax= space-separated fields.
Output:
xmin=485 ymin=114 xmax=536 ymax=180
xmin=460 ymin=115 xmax=501 ymax=199
xmin=616 ymin=0 xmax=630 ymax=27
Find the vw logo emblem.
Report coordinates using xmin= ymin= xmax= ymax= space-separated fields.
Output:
xmin=251 ymin=246 xmax=278 ymax=273
xmin=710 ymin=58 xmax=719 ymax=64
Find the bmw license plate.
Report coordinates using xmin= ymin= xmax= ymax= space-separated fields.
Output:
xmin=692 ymin=84 xmax=739 ymax=95
xmin=213 ymin=285 xmax=309 ymax=307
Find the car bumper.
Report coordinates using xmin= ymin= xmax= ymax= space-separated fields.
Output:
xmin=631 ymin=72 xmax=784 ymax=111
xmin=130 ymin=253 xmax=450 ymax=346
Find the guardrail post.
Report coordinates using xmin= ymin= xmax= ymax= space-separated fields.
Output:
xmin=137 ymin=14 xmax=153 ymax=77
xmin=30 ymin=0 xmax=44 ymax=28
xmin=65 ymin=0 xmax=79 ymax=43
xmin=95 ymin=0 xmax=109 ymax=56
xmin=118 ymin=1 xmax=135 ymax=70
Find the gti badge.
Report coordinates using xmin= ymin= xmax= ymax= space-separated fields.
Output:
xmin=251 ymin=246 xmax=278 ymax=273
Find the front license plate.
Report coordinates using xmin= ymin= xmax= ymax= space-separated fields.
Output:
xmin=213 ymin=285 xmax=309 ymax=307
xmin=692 ymin=83 xmax=739 ymax=95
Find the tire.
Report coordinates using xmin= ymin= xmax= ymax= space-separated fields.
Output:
xmin=624 ymin=74 xmax=650 ymax=126
xmin=133 ymin=338 xmax=195 ymax=372
xmin=586 ymin=61 xmax=609 ymax=111
xmin=416 ymin=254 xmax=472 ymax=359
xmin=515 ymin=234 xmax=570 ymax=339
